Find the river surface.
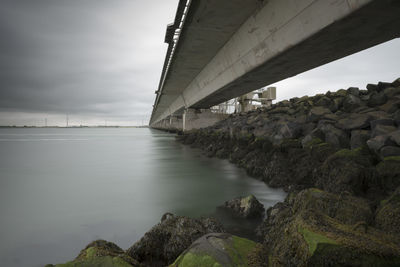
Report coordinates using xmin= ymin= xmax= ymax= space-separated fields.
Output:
xmin=0 ymin=128 xmax=285 ymax=267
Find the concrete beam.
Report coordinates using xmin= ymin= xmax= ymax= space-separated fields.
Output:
xmin=151 ymin=0 xmax=400 ymax=126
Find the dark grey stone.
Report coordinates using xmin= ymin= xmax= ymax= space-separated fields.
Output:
xmin=370 ymin=119 xmax=395 ymax=129
xmin=368 ymin=92 xmax=387 ymax=107
xmin=336 ymin=113 xmax=370 ymax=130
xmin=351 ymin=130 xmax=370 ymax=149
xmin=371 ymin=124 xmax=397 ymax=138
xmin=343 ymin=94 xmax=363 ymax=112
xmin=380 ymin=146 xmax=400 ymax=158
xmin=347 ymin=87 xmax=359 ymax=96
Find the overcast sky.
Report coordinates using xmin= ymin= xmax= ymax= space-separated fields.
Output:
xmin=0 ymin=1 xmax=399 ymax=126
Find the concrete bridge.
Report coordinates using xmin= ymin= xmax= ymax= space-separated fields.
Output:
xmin=150 ymin=0 xmax=400 ymax=131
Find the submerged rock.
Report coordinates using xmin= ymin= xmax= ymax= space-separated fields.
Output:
xmin=222 ymin=195 xmax=265 ymax=219
xmin=170 ymin=233 xmax=257 ymax=267
xmin=126 ymin=214 xmax=224 ymax=267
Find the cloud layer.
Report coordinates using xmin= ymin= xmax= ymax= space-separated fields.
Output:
xmin=0 ymin=0 xmax=177 ymax=126
xmin=0 ymin=1 xmax=398 ymax=126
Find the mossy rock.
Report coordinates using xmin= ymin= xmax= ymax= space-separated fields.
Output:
xmin=263 ymin=189 xmax=400 ymax=266
xmin=170 ymin=233 xmax=257 ymax=267
xmin=376 ymin=187 xmax=400 ymax=236
xmin=49 ymin=240 xmax=138 ymax=267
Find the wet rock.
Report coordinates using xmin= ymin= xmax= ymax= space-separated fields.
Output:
xmin=170 ymin=233 xmax=257 ymax=267
xmin=336 ymin=113 xmax=370 ymax=130
xmin=350 ymin=130 xmax=370 ymax=149
xmin=126 ymin=214 xmax=224 ymax=266
xmin=222 ymin=195 xmax=265 ymax=219
xmin=367 ymin=135 xmax=393 ymax=153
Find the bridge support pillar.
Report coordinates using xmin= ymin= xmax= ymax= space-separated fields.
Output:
xmin=182 ymin=108 xmax=227 ymax=132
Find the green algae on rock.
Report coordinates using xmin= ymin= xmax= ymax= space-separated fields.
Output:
xmin=46 ymin=240 xmax=138 ymax=267
xmin=170 ymin=233 xmax=257 ymax=267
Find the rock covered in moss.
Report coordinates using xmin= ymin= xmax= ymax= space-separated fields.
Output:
xmin=376 ymin=186 xmax=400 ymax=236
xmin=126 ymin=214 xmax=225 ymax=267
xmin=222 ymin=195 xmax=265 ymax=219
xmin=170 ymin=233 xmax=257 ymax=267
xmin=47 ymin=240 xmax=138 ymax=267
xmin=259 ymin=189 xmax=400 ymax=266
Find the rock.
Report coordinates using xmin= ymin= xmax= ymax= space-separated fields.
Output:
xmin=291 ymin=189 xmax=373 ymax=225
xmin=170 ymin=233 xmax=257 ymax=267
xmin=375 ymin=157 xmax=400 ymax=193
xmin=370 ymin=118 xmax=394 ymax=129
xmin=350 ymin=130 xmax=370 ymax=149
xmin=383 ymin=86 xmax=400 ymax=97
xmin=367 ymin=135 xmax=393 ymax=152
xmin=126 ymin=214 xmax=225 ymax=266
xmin=222 ymin=195 xmax=265 ymax=218
xmin=367 ymin=83 xmax=379 ymax=93
xmin=260 ymin=189 xmax=400 ymax=267
xmin=48 ymin=240 xmax=139 ymax=267
xmin=343 ymin=94 xmax=363 ymax=112
xmin=308 ymin=107 xmax=331 ymax=122
xmin=380 ymin=146 xmax=400 ymax=158
xmin=315 ymin=147 xmax=375 ymax=196
xmin=394 ymin=110 xmax=400 ymax=126
xmin=336 ymin=113 xmax=371 ymax=130
xmin=375 ymin=187 xmax=400 ymax=235
xmin=390 ymin=130 xmax=400 ymax=146
xmin=347 ymin=87 xmax=359 ymax=96
xmin=379 ymin=98 xmax=400 ymax=113
xmin=371 ymin=124 xmax=397 ymax=138
xmin=368 ymin=92 xmax=387 ymax=107
xmin=319 ymin=123 xmax=350 ymax=148
xmin=315 ymin=96 xmax=332 ymax=106
xmin=392 ymin=77 xmax=400 ymax=87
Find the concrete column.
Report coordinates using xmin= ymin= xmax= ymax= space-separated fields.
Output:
xmin=183 ymin=108 xmax=228 ymax=132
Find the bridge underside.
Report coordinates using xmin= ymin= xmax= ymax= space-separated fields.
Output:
xmin=150 ymin=0 xmax=400 ymax=127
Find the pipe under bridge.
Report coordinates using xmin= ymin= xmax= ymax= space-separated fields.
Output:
xmin=149 ymin=0 xmax=400 ymax=131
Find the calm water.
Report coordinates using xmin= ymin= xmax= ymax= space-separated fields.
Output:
xmin=0 ymin=128 xmax=285 ymax=267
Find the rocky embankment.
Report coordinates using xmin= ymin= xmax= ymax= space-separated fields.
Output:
xmin=48 ymin=79 xmax=400 ymax=266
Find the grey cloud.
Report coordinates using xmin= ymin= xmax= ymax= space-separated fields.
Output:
xmin=0 ymin=0 xmax=177 ymax=125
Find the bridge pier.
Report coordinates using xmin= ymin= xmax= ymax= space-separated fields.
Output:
xmin=182 ymin=109 xmax=228 ymax=132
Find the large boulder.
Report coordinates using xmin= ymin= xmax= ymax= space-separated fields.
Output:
xmin=222 ymin=195 xmax=265 ymax=219
xmin=126 ymin=214 xmax=224 ymax=267
xmin=336 ymin=113 xmax=371 ymax=130
xmin=47 ymin=240 xmax=139 ymax=267
xmin=258 ymin=189 xmax=400 ymax=267
xmin=170 ymin=233 xmax=258 ymax=267
xmin=315 ymin=147 xmax=377 ymax=196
